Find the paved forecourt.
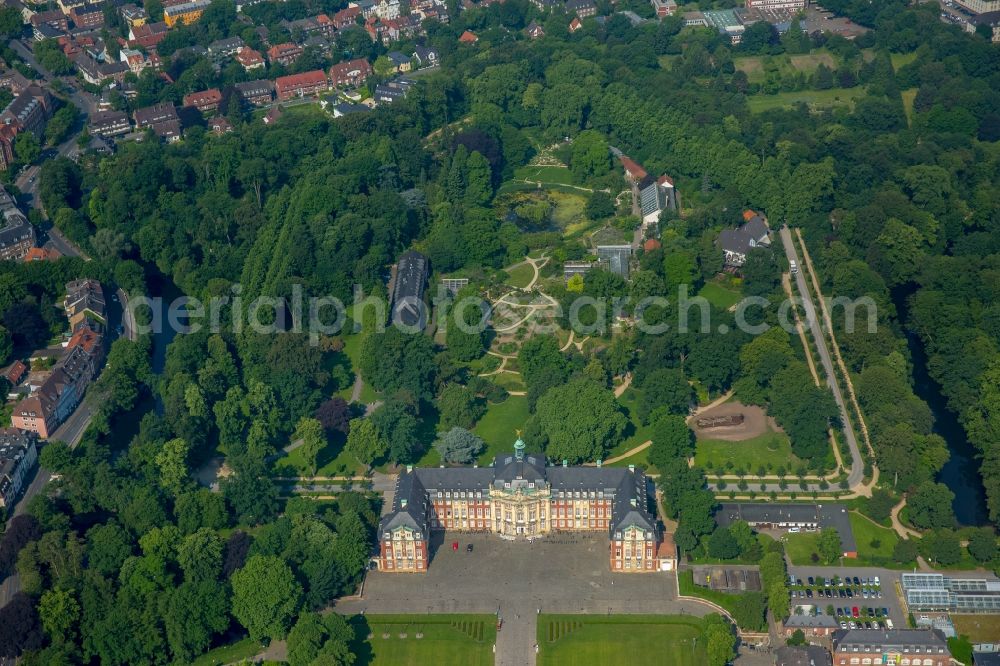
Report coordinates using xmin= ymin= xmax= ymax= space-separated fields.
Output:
xmin=337 ymin=531 xmax=712 ymax=666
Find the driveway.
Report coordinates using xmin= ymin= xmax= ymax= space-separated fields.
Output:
xmin=336 ymin=532 xmax=711 ymax=666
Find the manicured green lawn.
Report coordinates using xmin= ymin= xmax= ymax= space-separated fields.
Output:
xmin=505 ymin=263 xmax=535 ymax=289
xmin=849 ymin=512 xmax=899 ymax=562
xmin=746 ymin=87 xmax=866 ymax=113
xmin=696 ymin=431 xmax=799 ymax=473
xmin=698 ymin=282 xmax=742 ymax=310
xmin=783 ymin=532 xmax=822 ymax=566
xmin=272 ymin=439 xmax=367 ymax=478
xmin=351 ymin=615 xmax=496 ymax=666
xmin=473 ymin=396 xmax=529 ymax=464
xmin=191 ymin=638 xmax=260 ymax=666
xmin=490 ymin=372 xmax=527 ymax=393
xmin=514 ymin=165 xmax=575 ymax=185
xmin=537 ymin=615 xmax=706 ymax=666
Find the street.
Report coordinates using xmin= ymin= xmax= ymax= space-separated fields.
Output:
xmin=8 ymin=38 xmax=96 ymax=260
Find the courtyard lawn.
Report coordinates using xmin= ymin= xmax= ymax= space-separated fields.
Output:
xmin=746 ymin=87 xmax=866 ymax=114
xmin=698 ymin=281 xmax=742 ymax=310
xmin=351 ymin=614 xmax=496 ymax=666
xmin=849 ymin=512 xmax=899 ymax=563
xmin=783 ymin=532 xmax=822 ymax=566
xmin=952 ymin=615 xmax=1000 ymax=643
xmin=537 ymin=615 xmax=706 ymax=666
xmin=504 ymin=262 xmax=536 ymax=289
xmin=473 ymin=395 xmax=529 ymax=464
xmin=695 ymin=431 xmax=800 ymax=473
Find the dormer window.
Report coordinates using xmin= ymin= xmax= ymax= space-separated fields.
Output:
xmin=528 ymin=482 xmax=534 ymax=489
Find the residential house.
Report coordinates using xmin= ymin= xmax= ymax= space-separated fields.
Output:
xmin=525 ymin=20 xmax=545 ymax=38
xmin=0 ymin=429 xmax=38 ymax=509
xmin=3 ymin=360 xmax=27 ymax=387
xmin=32 ymin=23 xmax=63 ymax=41
xmin=127 ymin=21 xmax=169 ymax=50
xmin=182 ymin=88 xmax=222 ymax=112
xmin=329 ymin=57 xmax=372 ymax=87
xmin=0 ymin=85 xmax=52 ymax=170
xmin=775 ymin=645 xmax=832 ymax=666
xmin=332 ymin=5 xmax=361 ymax=28
xmin=529 ymin=0 xmax=560 ymax=10
xmin=267 ymin=42 xmax=303 ymax=66
xmin=782 ymin=614 xmax=839 ymax=638
xmin=134 ymin=101 xmax=182 ymax=142
xmin=207 ymin=36 xmax=244 ymax=59
xmin=412 ymin=45 xmax=439 ymax=67
xmin=718 ymin=210 xmax=771 ymax=267
xmin=373 ymin=76 xmax=415 ymax=105
xmin=0 ymin=209 xmax=35 ymax=260
xmin=566 ymin=0 xmax=597 ymax=17
xmin=275 ymin=70 xmax=328 ymax=100
xmin=119 ymin=48 xmax=150 ymax=74
xmin=263 ymin=105 xmax=282 ymax=124
xmin=386 ymin=51 xmax=411 ymax=72
xmin=831 ymin=629 xmax=950 ymax=666
xmin=651 ymin=0 xmax=677 ymax=17
xmin=57 ymin=0 xmax=87 ymax=15
xmin=30 ymin=10 xmax=70 ymax=36
xmin=74 ymin=52 xmax=129 ymax=84
xmin=70 ymin=5 xmax=105 ymax=30
xmin=24 ymin=247 xmax=63 ymax=262
xmin=12 ymin=325 xmax=105 ymax=438
xmin=568 ymin=17 xmax=583 ymax=32
xmin=88 ymin=109 xmax=131 ymax=137
xmin=328 ymin=102 xmax=369 ymax=117
xmin=373 ymin=0 xmax=401 ymax=19
xmin=119 ymin=3 xmax=148 ymax=27
xmin=620 ymin=154 xmax=648 ymax=182
xmin=208 ymin=116 xmax=233 ymax=134
xmin=234 ymin=79 xmax=273 ymax=105
xmin=234 ymin=46 xmax=265 ymax=71
xmin=281 ymin=14 xmax=335 ymax=38
xmin=163 ymin=0 xmax=210 ymax=27
xmin=351 ymin=0 xmax=378 ymax=18
xmin=0 ymin=70 xmax=32 ymax=96
xmin=64 ymin=278 xmax=106 ymax=331
xmin=458 ymin=29 xmax=478 ymax=43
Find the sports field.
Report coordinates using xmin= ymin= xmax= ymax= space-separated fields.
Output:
xmin=351 ymin=614 xmax=496 ymax=666
xmin=536 ymin=615 xmax=706 ymax=666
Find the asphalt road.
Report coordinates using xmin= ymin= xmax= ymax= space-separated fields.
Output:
xmin=779 ymin=226 xmax=864 ymax=489
xmin=8 ymin=39 xmax=96 ymax=260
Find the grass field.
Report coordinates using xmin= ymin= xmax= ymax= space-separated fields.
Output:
xmin=191 ymin=638 xmax=259 ymax=666
xmin=549 ymin=190 xmax=588 ymax=232
xmin=951 ymin=615 xmax=1000 ymax=643
xmin=336 ymin=332 xmax=378 ymax=403
xmin=351 ymin=615 xmax=496 ymax=666
xmin=537 ymin=615 xmax=706 ymax=666
xmin=695 ymin=431 xmax=799 ymax=472
xmin=514 ymin=165 xmax=575 ymax=185
xmin=698 ymin=282 xmax=742 ymax=310
xmin=608 ymin=388 xmax=655 ymax=463
xmin=473 ymin=395 xmax=529 ymax=464
xmin=848 ymin=512 xmax=900 ymax=563
xmin=273 ymin=436 xmax=367 ymax=478
xmin=746 ymin=87 xmax=866 ymax=113
xmin=901 ymin=88 xmax=917 ymax=126
xmin=890 ymin=52 xmax=918 ymax=70
xmin=735 ymin=51 xmax=837 ymax=83
xmin=505 ymin=262 xmax=536 ymax=289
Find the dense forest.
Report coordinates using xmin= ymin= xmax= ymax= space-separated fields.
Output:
xmin=0 ymin=0 xmax=998 ymax=661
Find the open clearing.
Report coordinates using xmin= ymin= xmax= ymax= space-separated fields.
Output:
xmin=734 ymin=51 xmax=837 ymax=83
xmin=698 ymin=281 xmax=742 ymax=310
xmin=747 ymin=87 xmax=866 ymax=113
xmin=350 ymin=615 xmax=496 ymax=666
xmin=695 ymin=431 xmax=798 ymax=472
xmin=537 ymin=615 xmax=706 ymax=666
xmin=952 ymin=615 xmax=1000 ymax=643
xmin=473 ymin=395 xmax=529 ymax=464
xmin=692 ymin=401 xmax=776 ymax=443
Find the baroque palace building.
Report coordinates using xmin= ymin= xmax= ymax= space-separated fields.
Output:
xmin=378 ymin=437 xmax=675 ymax=573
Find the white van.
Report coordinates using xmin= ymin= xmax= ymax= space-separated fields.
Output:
xmin=790 ymin=260 xmax=798 ymax=275
xmin=788 ymin=527 xmax=801 ymax=533
xmin=886 ymin=619 xmax=894 ymax=630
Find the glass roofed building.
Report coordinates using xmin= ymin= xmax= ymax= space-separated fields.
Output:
xmin=902 ymin=573 xmax=1000 ymax=612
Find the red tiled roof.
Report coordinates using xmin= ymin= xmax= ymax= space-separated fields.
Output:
xmin=458 ymin=30 xmax=478 ymax=43
xmin=3 ymin=360 xmax=26 ymax=384
xmin=182 ymin=88 xmax=222 ymax=107
xmin=275 ymin=70 xmax=327 ymax=89
xmin=743 ymin=209 xmax=758 ymax=222
xmin=620 ymin=155 xmax=647 ymax=180
xmin=643 ymin=238 xmax=662 ymax=252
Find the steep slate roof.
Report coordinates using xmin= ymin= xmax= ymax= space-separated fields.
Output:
xmin=392 ymin=250 xmax=428 ymax=327
xmin=379 ymin=454 xmax=657 ymax=540
xmin=832 ymin=628 xmax=949 ymax=653
xmin=775 ymin=645 xmax=832 ymax=666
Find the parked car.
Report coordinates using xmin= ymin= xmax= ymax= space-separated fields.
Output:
xmin=840 ymin=621 xmax=848 ymax=629
xmin=853 ymin=576 xmax=861 ymax=586
xmin=846 ymin=589 xmax=853 ymax=598
xmin=806 ymin=589 xmax=813 ymax=599
xmin=466 ymin=544 xmax=473 ymax=553
xmin=808 ymin=577 xmax=815 ymax=586
xmin=852 ymin=607 xmax=859 ymax=617
xmin=873 ymin=576 xmax=881 ymax=586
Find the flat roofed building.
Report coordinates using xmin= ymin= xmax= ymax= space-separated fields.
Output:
xmin=0 ymin=208 xmax=35 ymax=261
xmin=88 ymin=109 xmax=131 ymax=137
xmin=378 ymin=438 xmax=668 ymax=573
xmin=831 ymin=629 xmax=950 ymax=666
xmin=902 ymin=572 xmax=1000 ymax=613
xmin=776 ymin=645 xmax=833 ymax=666
xmin=716 ymin=502 xmax=858 ymax=557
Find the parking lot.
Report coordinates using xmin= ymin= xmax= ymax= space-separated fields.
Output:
xmin=788 ymin=565 xmax=909 ymax=630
